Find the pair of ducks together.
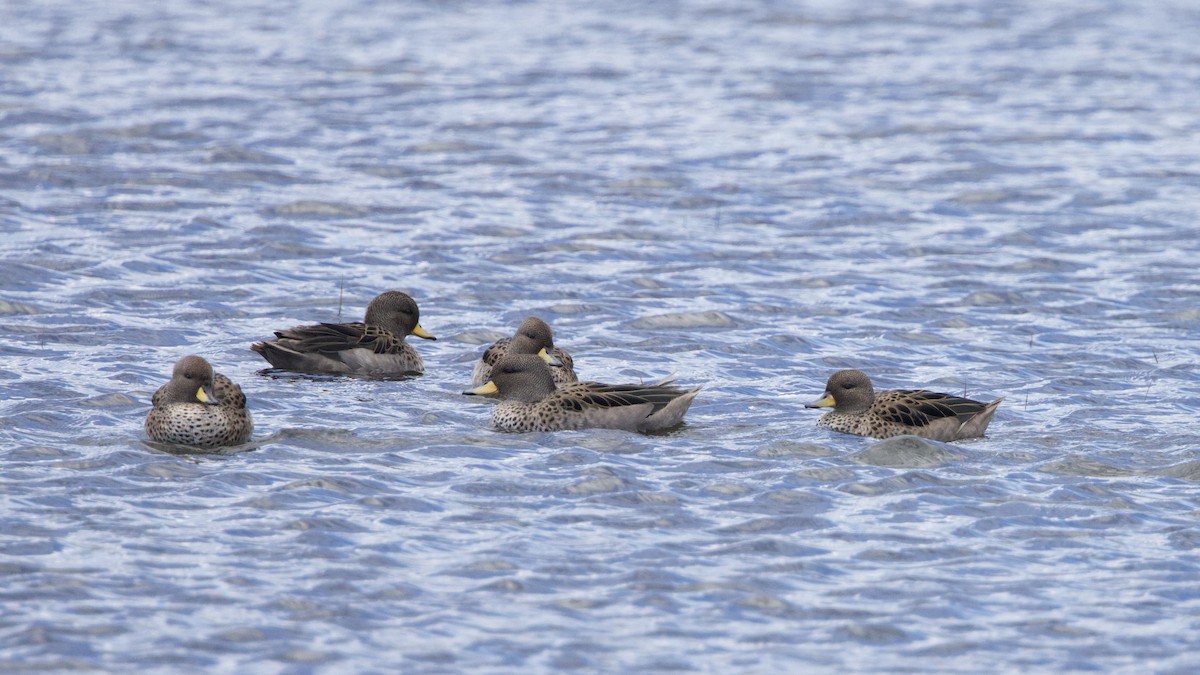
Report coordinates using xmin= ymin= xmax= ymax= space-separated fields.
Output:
xmin=146 ymin=291 xmax=1002 ymax=450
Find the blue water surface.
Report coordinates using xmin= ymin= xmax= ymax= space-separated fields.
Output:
xmin=2 ymin=0 xmax=1200 ymax=671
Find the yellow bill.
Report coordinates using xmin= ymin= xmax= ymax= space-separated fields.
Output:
xmin=537 ymin=347 xmax=562 ymax=367
xmin=467 ymin=380 xmax=499 ymax=396
xmin=805 ymin=393 xmax=835 ymax=409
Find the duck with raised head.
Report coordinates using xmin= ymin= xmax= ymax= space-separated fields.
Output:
xmin=465 ymin=354 xmax=698 ymax=433
xmin=805 ymin=369 xmax=1000 ymax=441
xmin=251 ymin=290 xmax=435 ymax=375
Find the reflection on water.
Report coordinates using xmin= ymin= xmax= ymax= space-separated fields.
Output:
xmin=2 ymin=0 xmax=1200 ymax=671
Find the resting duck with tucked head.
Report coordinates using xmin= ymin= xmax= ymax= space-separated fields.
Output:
xmin=471 ymin=316 xmax=577 ymax=387
xmin=145 ymin=355 xmax=253 ymax=449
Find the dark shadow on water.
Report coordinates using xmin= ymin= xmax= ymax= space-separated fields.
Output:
xmin=141 ymin=438 xmax=263 ymax=458
xmin=850 ymin=435 xmax=964 ymax=468
xmin=254 ymin=368 xmax=422 ymax=382
xmin=640 ymin=421 xmax=695 ymax=438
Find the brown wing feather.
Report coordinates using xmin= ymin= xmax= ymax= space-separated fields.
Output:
xmin=212 ymin=373 xmax=247 ymax=408
xmin=275 ymin=322 xmax=403 ymax=355
xmin=150 ymin=383 xmax=169 ymax=408
xmin=879 ymin=390 xmax=989 ymax=427
xmin=567 ymin=383 xmax=691 ymax=415
xmin=480 ymin=338 xmax=512 ymax=366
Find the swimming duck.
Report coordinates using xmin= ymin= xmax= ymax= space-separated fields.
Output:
xmin=145 ymin=355 xmax=253 ymax=448
xmin=805 ymin=369 xmax=1000 ymax=441
xmin=471 ymin=316 xmax=577 ymax=386
xmin=464 ymin=354 xmax=699 ymax=433
xmin=251 ymin=290 xmax=435 ymax=375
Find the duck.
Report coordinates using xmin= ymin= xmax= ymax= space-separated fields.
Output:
xmin=464 ymin=353 xmax=699 ymax=433
xmin=145 ymin=355 xmax=253 ymax=449
xmin=805 ymin=369 xmax=1001 ymax=441
xmin=251 ymin=290 xmax=435 ymax=375
xmin=471 ymin=316 xmax=577 ymax=386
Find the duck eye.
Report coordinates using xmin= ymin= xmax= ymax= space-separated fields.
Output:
xmin=842 ymin=382 xmax=854 ymax=390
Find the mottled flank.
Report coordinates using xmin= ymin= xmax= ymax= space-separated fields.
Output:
xmin=465 ymin=353 xmax=698 ymax=433
xmin=471 ymin=316 xmax=577 ymax=386
xmin=145 ymin=355 xmax=253 ymax=449
xmin=251 ymin=290 xmax=435 ymax=375
xmin=806 ymin=369 xmax=1001 ymax=442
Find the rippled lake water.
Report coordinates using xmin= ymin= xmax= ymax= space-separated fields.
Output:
xmin=3 ymin=0 xmax=1200 ymax=671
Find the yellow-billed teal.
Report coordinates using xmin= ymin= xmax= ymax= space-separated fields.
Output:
xmin=465 ymin=354 xmax=699 ymax=433
xmin=471 ymin=316 xmax=577 ymax=387
xmin=251 ymin=290 xmax=435 ymax=375
xmin=806 ymin=369 xmax=1000 ymax=441
xmin=145 ymin=355 xmax=253 ymax=448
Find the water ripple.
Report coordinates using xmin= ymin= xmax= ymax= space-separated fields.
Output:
xmin=3 ymin=0 xmax=1200 ymax=671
